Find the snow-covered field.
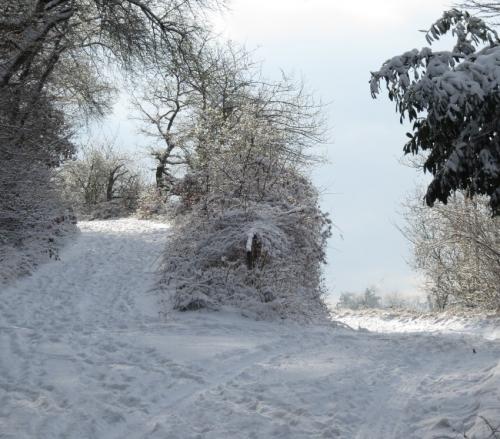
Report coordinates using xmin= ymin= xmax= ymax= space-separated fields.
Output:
xmin=1 ymin=219 xmax=499 ymax=439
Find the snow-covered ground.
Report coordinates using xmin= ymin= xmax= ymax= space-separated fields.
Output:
xmin=332 ymin=308 xmax=500 ymax=341
xmin=1 ymin=219 xmax=499 ymax=439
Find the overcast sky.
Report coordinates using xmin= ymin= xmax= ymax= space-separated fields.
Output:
xmin=102 ymin=0 xmax=455 ymax=299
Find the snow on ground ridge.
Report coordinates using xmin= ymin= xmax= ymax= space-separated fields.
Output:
xmin=331 ymin=308 xmax=500 ymax=341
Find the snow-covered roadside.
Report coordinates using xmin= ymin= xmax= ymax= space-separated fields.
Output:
xmin=331 ymin=308 xmax=500 ymax=341
xmin=0 ymin=216 xmax=77 ymax=288
xmin=1 ymin=219 xmax=499 ymax=439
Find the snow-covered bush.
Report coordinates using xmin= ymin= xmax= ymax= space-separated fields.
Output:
xmin=336 ymin=288 xmax=382 ymax=310
xmin=136 ymin=186 xmax=176 ymax=219
xmin=381 ymin=292 xmax=429 ymax=311
xmin=160 ymin=195 xmax=331 ymax=321
xmin=371 ymin=9 xmax=500 ymax=215
xmin=0 ymin=97 xmax=77 ymax=285
xmin=0 ymin=204 xmax=77 ymax=286
xmin=158 ymin=103 xmax=331 ymax=320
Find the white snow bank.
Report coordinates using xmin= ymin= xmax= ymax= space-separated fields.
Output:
xmin=331 ymin=308 xmax=500 ymax=340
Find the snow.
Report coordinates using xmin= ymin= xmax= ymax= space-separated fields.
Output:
xmin=332 ymin=308 xmax=500 ymax=341
xmin=1 ymin=218 xmax=500 ymax=438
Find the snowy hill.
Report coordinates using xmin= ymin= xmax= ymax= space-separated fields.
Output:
xmin=1 ymin=219 xmax=499 ymax=438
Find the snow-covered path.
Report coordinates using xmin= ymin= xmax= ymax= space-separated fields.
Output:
xmin=1 ymin=219 xmax=499 ymax=439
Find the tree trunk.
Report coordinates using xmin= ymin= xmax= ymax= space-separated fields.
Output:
xmin=156 ymin=165 xmax=166 ymax=191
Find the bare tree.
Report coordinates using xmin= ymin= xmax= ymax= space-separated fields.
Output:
xmin=0 ymin=0 xmax=223 ymax=87
xmin=59 ymin=143 xmax=141 ymax=215
xmin=132 ymin=58 xmax=195 ymax=193
xmin=134 ymin=38 xmax=326 ymax=197
xmin=401 ymin=190 xmax=500 ymax=310
xmin=458 ymin=1 xmax=500 ymax=21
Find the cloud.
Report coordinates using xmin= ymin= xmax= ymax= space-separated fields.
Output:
xmin=213 ymin=0 xmax=452 ymax=41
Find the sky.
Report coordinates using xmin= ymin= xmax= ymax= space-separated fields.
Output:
xmin=100 ymin=0 xmax=454 ymax=299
